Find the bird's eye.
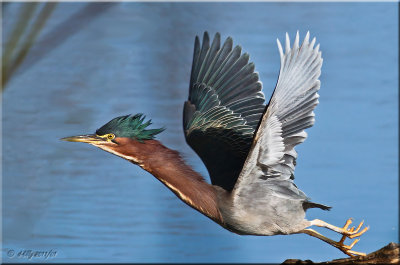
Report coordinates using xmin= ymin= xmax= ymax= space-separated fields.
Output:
xmin=107 ymin=134 xmax=115 ymax=140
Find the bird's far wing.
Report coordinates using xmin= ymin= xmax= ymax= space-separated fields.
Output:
xmin=183 ymin=32 xmax=266 ymax=191
xmin=232 ymin=31 xmax=323 ymax=200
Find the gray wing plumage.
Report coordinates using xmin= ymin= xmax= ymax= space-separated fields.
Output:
xmin=183 ymin=32 xmax=266 ymax=191
xmin=232 ymin=31 xmax=324 ymax=204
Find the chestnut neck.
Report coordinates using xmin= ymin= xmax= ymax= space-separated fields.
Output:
xmin=119 ymin=138 xmax=224 ymax=225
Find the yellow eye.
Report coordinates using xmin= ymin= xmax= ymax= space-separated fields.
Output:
xmin=107 ymin=134 xmax=115 ymax=140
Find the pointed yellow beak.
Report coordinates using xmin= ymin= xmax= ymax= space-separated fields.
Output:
xmin=60 ymin=134 xmax=105 ymax=144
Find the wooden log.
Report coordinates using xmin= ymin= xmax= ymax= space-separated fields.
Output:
xmin=282 ymin=242 xmax=399 ymax=264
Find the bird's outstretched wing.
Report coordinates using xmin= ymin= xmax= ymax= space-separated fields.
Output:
xmin=183 ymin=32 xmax=266 ymax=191
xmin=232 ymin=31 xmax=323 ymax=201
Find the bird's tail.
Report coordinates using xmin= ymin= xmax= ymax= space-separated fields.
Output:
xmin=303 ymin=201 xmax=332 ymax=211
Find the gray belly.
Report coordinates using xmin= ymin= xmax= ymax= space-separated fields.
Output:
xmin=217 ymin=184 xmax=311 ymax=236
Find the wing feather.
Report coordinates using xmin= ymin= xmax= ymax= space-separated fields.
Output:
xmin=233 ymin=31 xmax=323 ymax=201
xmin=184 ymin=32 xmax=266 ymax=191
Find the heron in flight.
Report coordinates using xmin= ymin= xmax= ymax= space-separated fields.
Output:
xmin=62 ymin=31 xmax=368 ymax=257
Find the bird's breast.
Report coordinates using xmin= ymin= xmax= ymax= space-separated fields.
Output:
xmin=216 ymin=188 xmax=309 ymax=236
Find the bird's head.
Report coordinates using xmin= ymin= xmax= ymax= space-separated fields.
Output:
xmin=61 ymin=114 xmax=165 ymax=164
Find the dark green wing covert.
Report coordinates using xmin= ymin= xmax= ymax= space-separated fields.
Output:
xmin=183 ymin=32 xmax=266 ymax=191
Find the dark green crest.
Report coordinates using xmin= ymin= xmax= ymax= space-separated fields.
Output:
xmin=96 ymin=114 xmax=164 ymax=142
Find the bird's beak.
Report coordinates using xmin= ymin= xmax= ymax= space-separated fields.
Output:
xmin=61 ymin=134 xmax=105 ymax=144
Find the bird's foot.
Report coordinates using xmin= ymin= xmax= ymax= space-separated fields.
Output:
xmin=306 ymin=218 xmax=369 ymax=257
xmin=339 ymin=218 xmax=369 ymax=239
xmin=333 ymin=218 xmax=369 ymax=257
xmin=311 ymin=218 xmax=369 ymax=240
xmin=301 ymin=228 xmax=367 ymax=257
xmin=334 ymin=236 xmax=365 ymax=257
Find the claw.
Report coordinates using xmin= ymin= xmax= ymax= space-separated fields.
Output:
xmin=348 ymin=238 xmax=360 ymax=249
xmin=345 ymin=249 xmax=366 ymax=256
xmin=353 ymin=220 xmax=364 ymax=233
xmin=343 ymin=218 xmax=353 ymax=230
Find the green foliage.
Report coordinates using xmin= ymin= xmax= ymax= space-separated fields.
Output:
xmin=96 ymin=114 xmax=165 ymax=142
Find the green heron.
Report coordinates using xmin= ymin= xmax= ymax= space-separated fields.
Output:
xmin=62 ymin=31 xmax=368 ymax=257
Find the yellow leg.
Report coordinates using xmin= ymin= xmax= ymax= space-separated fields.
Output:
xmin=300 ymin=218 xmax=369 ymax=257
xmin=299 ymin=228 xmax=366 ymax=257
xmin=310 ymin=218 xmax=369 ymax=239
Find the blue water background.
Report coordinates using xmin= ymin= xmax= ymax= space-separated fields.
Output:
xmin=2 ymin=2 xmax=398 ymax=263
